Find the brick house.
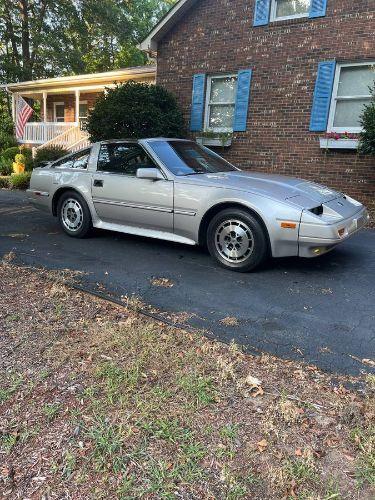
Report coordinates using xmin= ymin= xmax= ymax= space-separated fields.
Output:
xmin=3 ymin=66 xmax=155 ymax=154
xmin=140 ymin=0 xmax=375 ymax=216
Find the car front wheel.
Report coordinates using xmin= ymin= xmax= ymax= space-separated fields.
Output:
xmin=57 ymin=191 xmax=92 ymax=238
xmin=207 ymin=208 xmax=268 ymax=272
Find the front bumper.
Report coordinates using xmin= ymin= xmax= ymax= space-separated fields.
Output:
xmin=298 ymin=205 xmax=369 ymax=258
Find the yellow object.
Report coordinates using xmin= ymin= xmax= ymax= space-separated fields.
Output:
xmin=13 ymin=162 xmax=25 ymax=174
xmin=280 ymin=222 xmax=297 ymax=229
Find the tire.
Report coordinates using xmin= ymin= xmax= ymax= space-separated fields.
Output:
xmin=57 ymin=190 xmax=92 ymax=238
xmin=207 ymin=208 xmax=268 ymax=272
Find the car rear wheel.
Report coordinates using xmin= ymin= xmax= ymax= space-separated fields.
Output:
xmin=57 ymin=191 xmax=92 ymax=238
xmin=207 ymin=208 xmax=268 ymax=272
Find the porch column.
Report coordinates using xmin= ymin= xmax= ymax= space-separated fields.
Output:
xmin=75 ymin=89 xmax=80 ymax=125
xmin=11 ymin=93 xmax=16 ymax=122
xmin=42 ymin=92 xmax=47 ymax=123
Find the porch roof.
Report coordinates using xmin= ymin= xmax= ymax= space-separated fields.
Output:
xmin=1 ymin=66 xmax=156 ymax=94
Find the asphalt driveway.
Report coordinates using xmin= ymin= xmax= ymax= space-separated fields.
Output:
xmin=1 ymin=189 xmax=374 ymax=375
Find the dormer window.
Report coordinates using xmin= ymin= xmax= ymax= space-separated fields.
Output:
xmin=271 ymin=0 xmax=311 ymax=21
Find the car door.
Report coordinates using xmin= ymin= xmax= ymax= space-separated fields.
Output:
xmin=91 ymin=142 xmax=174 ymax=232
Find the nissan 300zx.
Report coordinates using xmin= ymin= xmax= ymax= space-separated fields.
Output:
xmin=27 ymin=138 xmax=369 ymax=272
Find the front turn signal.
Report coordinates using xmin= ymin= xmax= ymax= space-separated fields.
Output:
xmin=281 ymin=222 xmax=297 ymax=229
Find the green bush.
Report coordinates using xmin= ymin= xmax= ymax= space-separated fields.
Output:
xmin=359 ymin=83 xmax=375 ymax=155
xmin=20 ymin=147 xmax=34 ymax=170
xmin=33 ymin=146 xmax=68 ymax=168
xmin=0 ymin=157 xmax=13 ymax=176
xmin=0 ymin=176 xmax=10 ymax=188
xmin=0 ymin=133 xmax=17 ymax=153
xmin=9 ymin=172 xmax=31 ymax=190
xmin=87 ymin=81 xmax=186 ymax=142
xmin=1 ymin=146 xmax=20 ymax=162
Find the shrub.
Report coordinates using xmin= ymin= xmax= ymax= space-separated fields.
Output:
xmin=0 ymin=133 xmax=17 ymax=153
xmin=1 ymin=146 xmax=20 ymax=162
xmin=19 ymin=147 xmax=34 ymax=170
xmin=33 ymin=146 xmax=68 ymax=168
xmin=14 ymin=153 xmax=26 ymax=164
xmin=87 ymin=81 xmax=186 ymax=142
xmin=0 ymin=176 xmax=10 ymax=188
xmin=9 ymin=172 xmax=31 ymax=190
xmin=0 ymin=157 xmax=13 ymax=176
xmin=359 ymin=83 xmax=375 ymax=155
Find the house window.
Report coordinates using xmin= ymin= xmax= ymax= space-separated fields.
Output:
xmin=270 ymin=0 xmax=311 ymax=21
xmin=328 ymin=62 xmax=375 ymax=133
xmin=204 ymin=74 xmax=238 ymax=132
xmin=79 ymin=101 xmax=88 ymax=121
xmin=54 ymin=102 xmax=65 ymax=122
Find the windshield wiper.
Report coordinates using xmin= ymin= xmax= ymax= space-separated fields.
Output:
xmin=182 ymin=172 xmax=208 ymax=176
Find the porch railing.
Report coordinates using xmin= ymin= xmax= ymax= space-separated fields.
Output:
xmin=21 ymin=122 xmax=76 ymax=144
xmin=37 ymin=125 xmax=89 ymax=151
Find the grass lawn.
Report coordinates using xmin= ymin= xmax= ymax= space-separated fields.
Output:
xmin=0 ymin=257 xmax=374 ymax=499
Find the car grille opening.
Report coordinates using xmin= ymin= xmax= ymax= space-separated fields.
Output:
xmin=309 ymin=205 xmax=323 ymax=216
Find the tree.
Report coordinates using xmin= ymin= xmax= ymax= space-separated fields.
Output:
xmin=359 ymin=83 xmax=375 ymax=156
xmin=0 ymin=90 xmax=16 ymax=152
xmin=0 ymin=0 xmax=50 ymax=82
xmin=0 ymin=1 xmax=177 ymax=83
xmin=87 ymin=81 xmax=185 ymax=141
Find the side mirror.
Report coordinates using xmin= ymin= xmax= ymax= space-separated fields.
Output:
xmin=136 ymin=167 xmax=164 ymax=181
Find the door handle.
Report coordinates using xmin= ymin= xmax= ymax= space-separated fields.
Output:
xmin=94 ymin=179 xmax=103 ymax=187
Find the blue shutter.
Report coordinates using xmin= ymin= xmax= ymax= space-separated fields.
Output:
xmin=190 ymin=74 xmax=206 ymax=132
xmin=253 ymin=0 xmax=271 ymax=27
xmin=309 ymin=0 xmax=327 ymax=18
xmin=309 ymin=61 xmax=336 ymax=132
xmin=233 ymin=69 xmax=253 ymax=132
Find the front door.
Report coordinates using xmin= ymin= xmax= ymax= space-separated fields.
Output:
xmin=54 ymin=102 xmax=65 ymax=122
xmin=91 ymin=142 xmax=173 ymax=233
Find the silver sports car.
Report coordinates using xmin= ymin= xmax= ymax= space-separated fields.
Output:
xmin=28 ymin=138 xmax=368 ymax=272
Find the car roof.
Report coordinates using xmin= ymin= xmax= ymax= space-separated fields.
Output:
xmin=99 ymin=138 xmax=191 ymax=144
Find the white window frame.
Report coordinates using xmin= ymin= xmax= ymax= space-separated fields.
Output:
xmin=204 ymin=74 xmax=237 ymax=133
xmin=327 ymin=61 xmax=375 ymax=133
xmin=270 ymin=0 xmax=311 ymax=22
xmin=53 ymin=101 xmax=65 ymax=123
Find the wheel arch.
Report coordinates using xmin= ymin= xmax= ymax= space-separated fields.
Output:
xmin=52 ymin=187 xmax=87 ymax=216
xmin=198 ymin=202 xmax=271 ymax=251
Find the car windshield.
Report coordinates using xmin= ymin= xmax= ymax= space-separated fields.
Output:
xmin=148 ymin=140 xmax=237 ymax=176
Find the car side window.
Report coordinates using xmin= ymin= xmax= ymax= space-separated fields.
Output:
xmin=53 ymin=149 xmax=90 ymax=170
xmin=72 ymin=150 xmax=90 ymax=169
xmin=97 ymin=143 xmax=157 ymax=176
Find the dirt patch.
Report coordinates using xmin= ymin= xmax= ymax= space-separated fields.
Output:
xmin=0 ymin=263 xmax=374 ymax=499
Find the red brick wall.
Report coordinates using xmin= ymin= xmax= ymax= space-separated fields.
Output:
xmin=157 ymin=0 xmax=375 ymax=217
xmin=46 ymin=93 xmax=102 ymax=122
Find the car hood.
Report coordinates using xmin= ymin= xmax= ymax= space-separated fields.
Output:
xmin=179 ymin=171 xmax=342 ymax=208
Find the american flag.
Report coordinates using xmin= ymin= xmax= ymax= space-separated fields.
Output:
xmin=15 ymin=95 xmax=33 ymax=140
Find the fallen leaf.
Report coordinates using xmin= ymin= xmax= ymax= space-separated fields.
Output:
xmin=252 ymin=386 xmax=264 ymax=398
xmin=362 ymin=358 xmax=375 ymax=367
xmin=295 ymin=448 xmax=303 ymax=456
xmin=257 ymin=439 xmax=268 ymax=452
xmin=220 ymin=316 xmax=239 ymax=326
xmin=245 ymin=375 xmax=262 ymax=388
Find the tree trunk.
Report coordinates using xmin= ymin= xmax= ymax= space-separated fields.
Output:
xmin=19 ymin=0 xmax=32 ymax=80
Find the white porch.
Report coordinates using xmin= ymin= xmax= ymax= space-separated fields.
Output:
xmin=3 ymin=66 xmax=156 ymax=153
xmin=22 ymin=122 xmax=78 ymax=145
xmin=12 ymin=87 xmax=92 ymax=152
